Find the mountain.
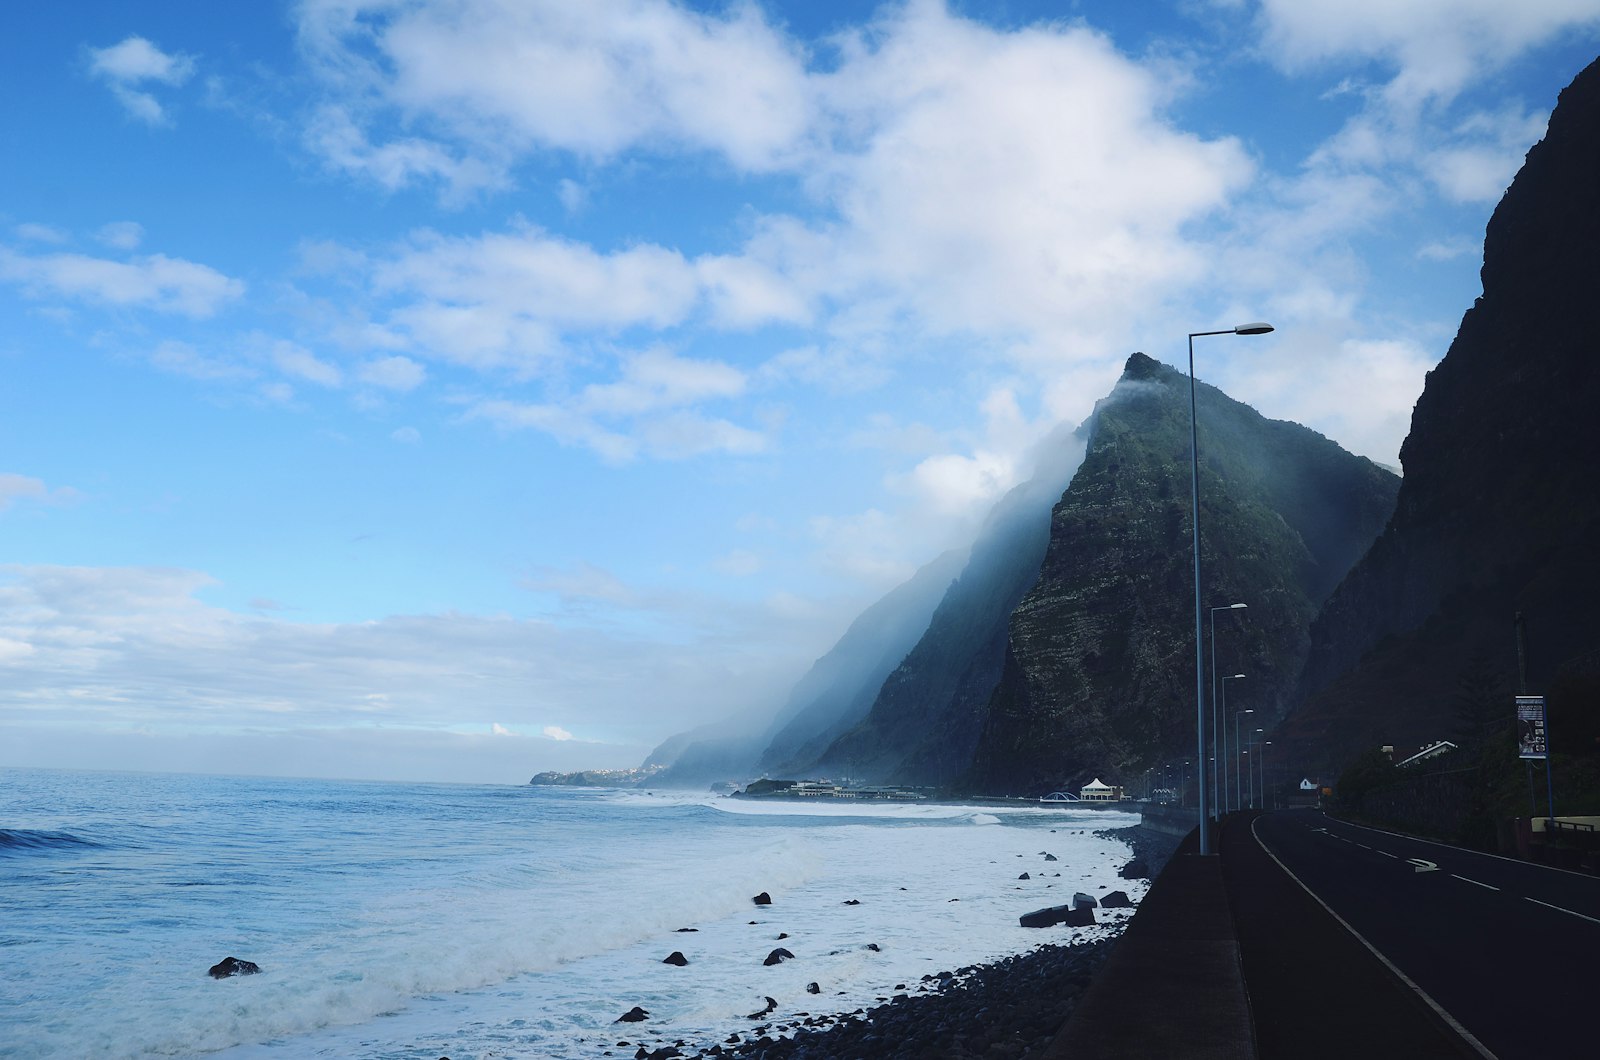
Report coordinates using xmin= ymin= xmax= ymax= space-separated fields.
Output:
xmin=1280 ymin=55 xmax=1600 ymax=773
xmin=964 ymin=353 xmax=1399 ymax=795
xmin=643 ymin=546 xmax=967 ymax=787
xmin=753 ymin=547 xmax=968 ymax=776
xmin=792 ymin=429 xmax=1087 ymax=785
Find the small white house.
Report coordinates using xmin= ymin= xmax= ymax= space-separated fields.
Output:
xmin=1079 ymin=778 xmax=1123 ymax=802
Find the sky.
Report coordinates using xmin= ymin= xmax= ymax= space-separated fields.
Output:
xmin=3 ymin=0 xmax=1598 ymax=785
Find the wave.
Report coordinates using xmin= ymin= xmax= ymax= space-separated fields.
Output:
xmin=0 ymin=828 xmax=101 ymax=854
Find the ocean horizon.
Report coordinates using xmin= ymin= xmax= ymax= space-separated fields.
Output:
xmin=1 ymin=768 xmax=1141 ymax=1058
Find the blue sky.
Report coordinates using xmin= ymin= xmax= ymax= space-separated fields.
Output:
xmin=3 ymin=0 xmax=1598 ymax=784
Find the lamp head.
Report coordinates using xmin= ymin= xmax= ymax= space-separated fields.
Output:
xmin=1231 ymin=602 xmax=1248 ymax=609
xmin=1234 ymin=322 xmax=1274 ymax=335
xmin=1232 ymin=673 xmax=1247 ymax=679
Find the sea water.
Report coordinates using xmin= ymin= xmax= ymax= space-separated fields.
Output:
xmin=0 ymin=769 xmax=1143 ymax=1058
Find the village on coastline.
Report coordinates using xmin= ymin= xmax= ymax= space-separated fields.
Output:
xmin=530 ymin=768 xmax=1159 ymax=805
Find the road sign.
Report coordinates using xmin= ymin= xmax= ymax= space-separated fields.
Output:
xmin=1516 ymin=695 xmax=1547 ymax=760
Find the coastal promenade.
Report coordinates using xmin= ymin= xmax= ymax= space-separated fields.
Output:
xmin=1046 ymin=809 xmax=1489 ymax=1059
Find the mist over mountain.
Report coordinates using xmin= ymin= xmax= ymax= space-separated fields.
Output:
xmin=784 ymin=428 xmax=1089 ymax=786
xmin=963 ymin=354 xmax=1398 ymax=795
xmin=641 ymin=547 xmax=968 ymax=787
xmin=1279 ymin=54 xmax=1600 ymax=773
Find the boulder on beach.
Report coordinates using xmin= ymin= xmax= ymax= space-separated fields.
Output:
xmin=843 ymin=899 xmax=861 ymax=905
xmin=764 ymin=947 xmax=795 ymax=966
xmin=1101 ymin=890 xmax=1133 ymax=908
xmin=207 ymin=957 xmax=260 ymax=979
xmin=1072 ymin=892 xmax=1098 ymax=910
xmin=1044 ymin=853 xmax=1058 ymax=861
xmin=662 ymin=951 xmax=689 ymax=966
xmin=616 ymin=1006 xmax=650 ymax=1023
xmin=807 ymin=982 xmax=821 ymax=994
xmin=1118 ymin=858 xmax=1151 ymax=879
xmin=1019 ymin=904 xmax=1097 ymax=928
xmin=1018 ymin=872 xmax=1031 ymax=880
xmin=866 ymin=943 xmax=881 ymax=951
xmin=752 ymin=891 xmax=772 ymax=905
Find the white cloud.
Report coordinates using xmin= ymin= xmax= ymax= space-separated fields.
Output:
xmin=359 ymin=354 xmax=426 ymax=391
xmin=15 ymin=223 xmax=68 ymax=244
xmin=150 ymin=340 xmax=255 ymax=382
xmin=390 ymin=426 xmax=421 ymax=444
xmin=0 ymin=473 xmax=79 ymax=512
xmin=1255 ymin=0 xmax=1600 ymax=110
xmin=271 ymin=342 xmax=343 ymax=387
xmin=556 ymin=178 xmax=588 ymax=214
xmin=0 ymin=248 xmax=243 ymax=317
xmin=86 ymin=36 xmax=196 ymax=125
xmin=97 ymin=221 xmax=145 ymax=250
xmin=467 ymin=348 xmax=763 ymax=461
xmin=296 ymin=0 xmax=814 ymax=179
xmin=542 ymin=725 xmax=573 ymax=741
xmin=304 ymin=104 xmax=508 ymax=202
xmin=0 ymin=564 xmax=809 ymax=758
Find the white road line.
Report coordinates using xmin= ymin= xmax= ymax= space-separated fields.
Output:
xmin=1252 ymin=818 xmax=1497 ymax=1060
xmin=1378 ymin=851 xmax=1399 ymax=858
xmin=1451 ymin=874 xmax=1499 ymax=891
xmin=1526 ymin=897 xmax=1600 ymax=925
xmin=1357 ymin=843 xmax=1373 ymax=850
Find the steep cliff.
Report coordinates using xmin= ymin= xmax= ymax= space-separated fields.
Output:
xmin=1282 ymin=55 xmax=1600 ymax=772
xmin=965 ymin=353 xmax=1398 ymax=795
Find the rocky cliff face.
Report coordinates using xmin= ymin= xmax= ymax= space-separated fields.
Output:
xmin=964 ymin=353 xmax=1398 ymax=795
xmin=1282 ymin=55 xmax=1600 ymax=772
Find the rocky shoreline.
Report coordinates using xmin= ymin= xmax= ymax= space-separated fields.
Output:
xmin=592 ymin=823 xmax=1176 ymax=1060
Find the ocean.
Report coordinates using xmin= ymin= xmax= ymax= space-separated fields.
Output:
xmin=0 ymin=769 xmax=1142 ymax=1058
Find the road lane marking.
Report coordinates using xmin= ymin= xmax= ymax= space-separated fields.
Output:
xmin=1526 ymin=897 xmax=1600 ymax=925
xmin=1252 ymin=817 xmax=1497 ymax=1060
xmin=1407 ymin=858 xmax=1439 ymax=873
xmin=1332 ymin=817 xmax=1597 ymax=880
xmin=1378 ymin=851 xmax=1399 ymax=858
xmin=1451 ymin=874 xmax=1499 ymax=891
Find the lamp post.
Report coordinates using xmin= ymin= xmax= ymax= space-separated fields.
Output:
xmin=1209 ymin=603 xmax=1247 ymax=821
xmin=1189 ymin=324 xmax=1273 ymax=854
xmin=1248 ymin=729 xmax=1264 ymax=808
xmin=1221 ymin=676 xmax=1245 ymax=810
xmin=1231 ymin=703 xmax=1253 ymax=812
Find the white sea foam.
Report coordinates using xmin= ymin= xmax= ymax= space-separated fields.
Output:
xmin=1 ymin=773 xmax=1144 ymax=1059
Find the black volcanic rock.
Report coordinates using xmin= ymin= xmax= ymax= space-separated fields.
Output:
xmin=1285 ymin=55 xmax=1600 ymax=772
xmin=207 ymin=957 xmax=260 ymax=979
xmin=965 ymin=353 xmax=1397 ymax=794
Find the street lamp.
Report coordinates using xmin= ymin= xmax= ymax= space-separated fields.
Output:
xmin=1189 ymin=323 xmax=1273 ymax=854
xmin=1231 ymin=702 xmax=1252 ymax=812
xmin=1209 ymin=603 xmax=1247 ymax=818
xmin=1248 ymin=729 xmax=1264 ymax=808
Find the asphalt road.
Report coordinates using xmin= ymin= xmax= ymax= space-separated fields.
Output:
xmin=1234 ymin=810 xmax=1600 ymax=1059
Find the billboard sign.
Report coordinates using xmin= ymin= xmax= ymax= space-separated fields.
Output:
xmin=1516 ymin=695 xmax=1547 ymax=760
